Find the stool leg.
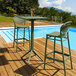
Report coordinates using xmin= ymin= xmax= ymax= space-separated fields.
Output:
xmin=23 ymin=28 xmax=25 ymax=46
xmin=53 ymin=37 xmax=56 ymax=63
xmin=61 ymin=37 xmax=66 ymax=76
xmin=44 ymin=35 xmax=48 ymax=69
xmin=67 ymin=34 xmax=73 ymax=69
xmin=16 ymin=27 xmax=18 ymax=52
xmin=27 ymin=27 xmax=32 ymax=64
xmin=13 ymin=27 xmax=15 ymax=47
xmin=28 ymin=27 xmax=31 ymax=50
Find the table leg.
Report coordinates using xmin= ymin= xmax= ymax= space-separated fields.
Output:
xmin=28 ymin=20 xmax=43 ymax=62
xmin=33 ymin=50 xmax=43 ymax=61
xmin=21 ymin=19 xmax=43 ymax=64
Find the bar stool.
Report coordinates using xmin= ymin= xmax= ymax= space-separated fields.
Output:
xmin=13 ymin=17 xmax=30 ymax=52
xmin=44 ymin=21 xmax=73 ymax=76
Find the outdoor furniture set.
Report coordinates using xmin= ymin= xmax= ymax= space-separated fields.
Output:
xmin=13 ymin=16 xmax=73 ymax=76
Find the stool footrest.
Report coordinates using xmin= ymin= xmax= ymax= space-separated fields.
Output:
xmin=55 ymin=51 xmax=70 ymax=56
xmin=15 ymin=38 xmax=24 ymax=40
xmin=15 ymin=38 xmax=29 ymax=41
xmin=47 ymin=56 xmax=70 ymax=63
xmin=46 ymin=56 xmax=63 ymax=62
xmin=47 ymin=51 xmax=70 ymax=56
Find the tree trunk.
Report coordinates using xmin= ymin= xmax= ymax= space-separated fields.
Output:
xmin=31 ymin=8 xmax=33 ymax=16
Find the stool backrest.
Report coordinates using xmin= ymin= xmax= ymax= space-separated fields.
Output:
xmin=13 ymin=17 xmax=25 ymax=27
xmin=14 ymin=17 xmax=25 ymax=23
xmin=60 ymin=21 xmax=72 ymax=37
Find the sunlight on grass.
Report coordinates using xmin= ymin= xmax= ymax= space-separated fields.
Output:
xmin=0 ymin=15 xmax=13 ymax=22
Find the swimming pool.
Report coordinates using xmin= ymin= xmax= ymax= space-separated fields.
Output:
xmin=0 ymin=25 xmax=76 ymax=51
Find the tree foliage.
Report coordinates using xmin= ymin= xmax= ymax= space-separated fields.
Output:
xmin=0 ymin=0 xmax=39 ymax=16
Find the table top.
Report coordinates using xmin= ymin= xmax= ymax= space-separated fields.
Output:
xmin=17 ymin=16 xmax=47 ymax=20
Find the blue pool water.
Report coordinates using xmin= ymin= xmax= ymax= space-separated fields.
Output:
xmin=0 ymin=26 xmax=76 ymax=51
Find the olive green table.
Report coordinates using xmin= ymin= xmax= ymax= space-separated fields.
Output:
xmin=17 ymin=16 xmax=47 ymax=63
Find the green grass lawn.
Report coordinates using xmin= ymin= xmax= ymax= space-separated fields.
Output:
xmin=0 ymin=15 xmax=13 ymax=22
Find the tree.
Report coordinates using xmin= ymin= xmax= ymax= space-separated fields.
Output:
xmin=49 ymin=7 xmax=59 ymax=16
xmin=27 ymin=0 xmax=39 ymax=15
xmin=41 ymin=7 xmax=50 ymax=17
xmin=59 ymin=12 xmax=71 ymax=22
xmin=0 ymin=0 xmax=39 ymax=16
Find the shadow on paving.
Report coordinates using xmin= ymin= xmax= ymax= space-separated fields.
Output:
xmin=14 ymin=58 xmax=61 ymax=76
xmin=0 ymin=46 xmax=72 ymax=76
xmin=0 ymin=48 xmax=9 ymax=53
xmin=0 ymin=55 xmax=9 ymax=66
xmin=14 ymin=64 xmax=37 ymax=76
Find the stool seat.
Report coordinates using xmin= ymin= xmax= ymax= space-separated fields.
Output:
xmin=16 ymin=25 xmax=29 ymax=28
xmin=47 ymin=32 xmax=60 ymax=37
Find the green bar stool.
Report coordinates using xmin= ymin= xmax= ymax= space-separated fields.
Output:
xmin=44 ymin=21 xmax=73 ymax=76
xmin=13 ymin=17 xmax=30 ymax=52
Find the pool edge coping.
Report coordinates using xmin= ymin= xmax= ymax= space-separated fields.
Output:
xmin=0 ymin=24 xmax=62 ymax=29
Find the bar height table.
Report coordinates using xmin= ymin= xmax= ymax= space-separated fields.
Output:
xmin=17 ymin=16 xmax=47 ymax=63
